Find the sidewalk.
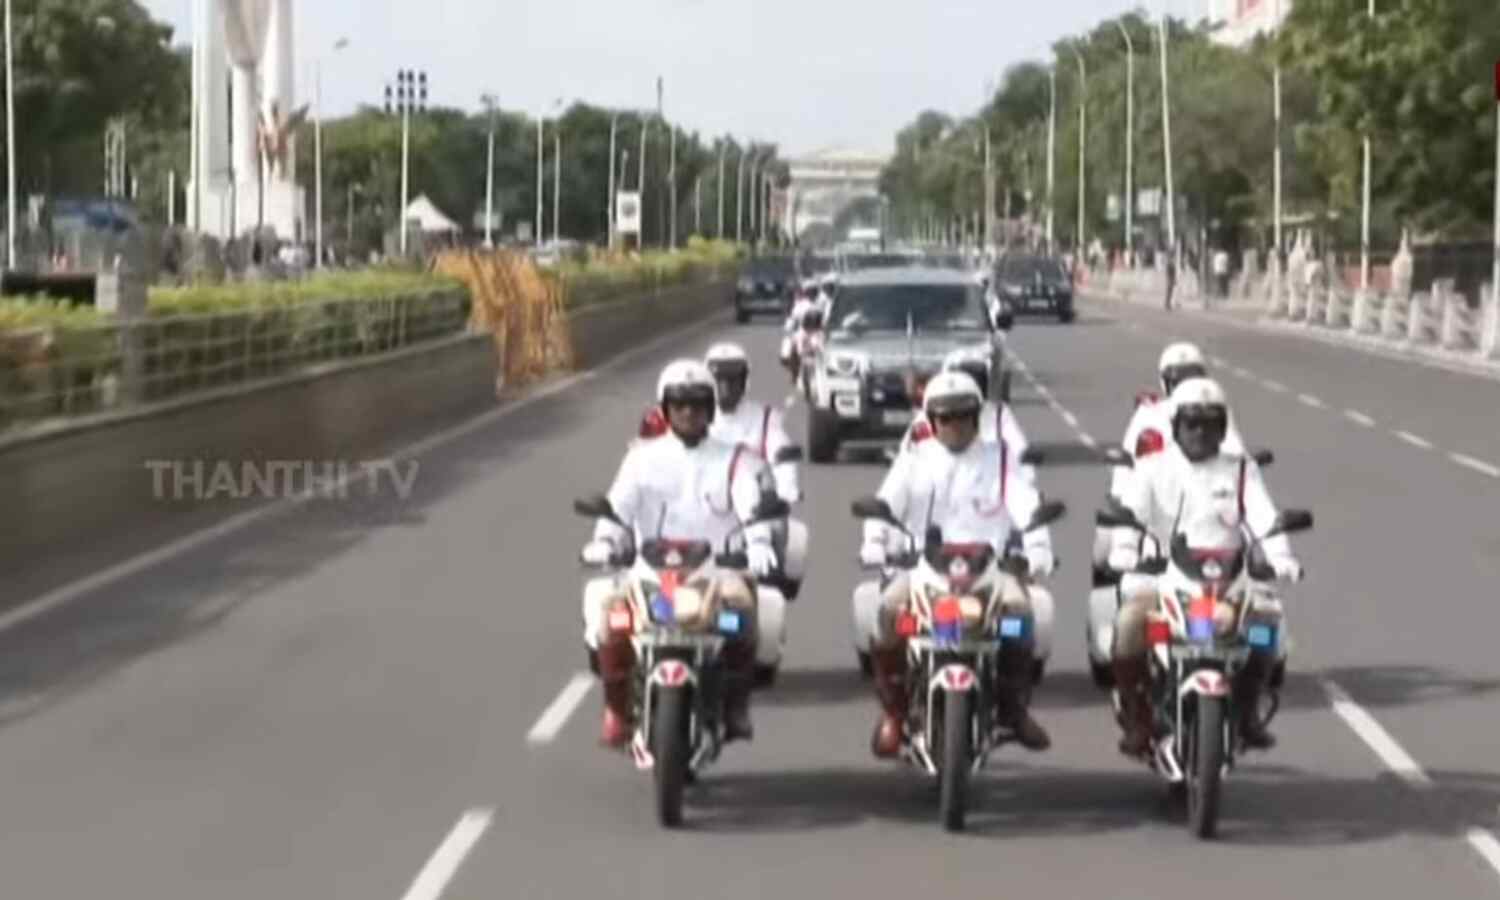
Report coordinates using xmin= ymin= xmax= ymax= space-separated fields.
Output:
xmin=1085 ymin=282 xmax=1500 ymax=382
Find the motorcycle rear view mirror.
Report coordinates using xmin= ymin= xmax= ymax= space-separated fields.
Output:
xmin=851 ymin=496 xmax=899 ymax=526
xmin=1253 ymin=448 xmax=1275 ymax=467
xmin=1266 ymin=509 xmax=1313 ymax=538
xmin=1020 ymin=447 xmax=1046 ymax=467
xmin=573 ymin=494 xmax=622 ymax=525
xmin=1026 ymin=499 xmax=1067 ymax=531
xmin=773 ymin=444 xmax=804 ymax=464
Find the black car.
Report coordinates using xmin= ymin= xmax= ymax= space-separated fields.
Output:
xmin=995 ymin=254 xmax=1075 ymax=323
xmin=734 ymin=256 xmax=797 ymax=322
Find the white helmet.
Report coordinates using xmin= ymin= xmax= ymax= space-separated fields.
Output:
xmin=922 ymin=370 xmax=983 ymax=418
xmin=656 ymin=359 xmax=718 ymax=422
xmin=704 ymin=342 xmax=750 ymax=409
xmin=1168 ymin=376 xmax=1229 ymax=460
xmin=1158 ymin=341 xmax=1208 ymax=394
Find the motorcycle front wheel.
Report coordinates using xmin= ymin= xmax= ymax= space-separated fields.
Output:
xmin=652 ymin=684 xmax=692 ymax=828
xmin=939 ymin=691 xmax=974 ymax=832
xmin=1187 ymin=696 xmax=1225 ymax=839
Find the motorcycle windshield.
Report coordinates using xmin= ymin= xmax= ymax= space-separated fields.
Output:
xmin=921 ymin=500 xmax=1010 ymax=559
xmin=640 ymin=539 xmax=713 ymax=570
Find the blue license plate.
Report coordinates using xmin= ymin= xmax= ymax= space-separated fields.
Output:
xmin=717 ymin=611 xmax=742 ymax=634
xmin=1247 ymin=623 xmax=1276 ymax=649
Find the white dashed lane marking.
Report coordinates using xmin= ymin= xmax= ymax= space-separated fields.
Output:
xmin=1450 ymin=453 xmax=1500 ymax=478
xmin=1297 ymin=393 xmax=1325 ymax=409
xmin=1344 ymin=409 xmax=1376 ymax=427
xmin=1396 ymin=430 xmax=1434 ymax=450
xmin=1261 ymin=379 xmax=1288 ymax=393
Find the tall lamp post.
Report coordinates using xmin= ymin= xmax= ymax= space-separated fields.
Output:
xmin=1046 ymin=66 xmax=1056 ymax=254
xmin=1359 ymin=0 xmax=1374 ymax=298
xmin=481 ymin=92 xmax=498 ymax=248
xmin=5 ymin=0 xmax=15 ymax=268
xmin=384 ymin=68 xmax=427 ymax=257
xmin=1066 ymin=47 xmax=1087 ymax=259
xmin=1115 ymin=21 xmax=1134 ymax=266
xmin=314 ymin=38 xmax=350 ymax=268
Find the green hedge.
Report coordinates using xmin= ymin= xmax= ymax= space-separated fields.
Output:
xmin=555 ymin=237 xmax=743 ymax=309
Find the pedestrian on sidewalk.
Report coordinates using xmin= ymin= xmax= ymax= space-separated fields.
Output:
xmin=1164 ymin=252 xmax=1177 ymax=311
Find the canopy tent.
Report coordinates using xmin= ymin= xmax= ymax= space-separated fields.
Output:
xmin=403 ymin=195 xmax=463 ymax=233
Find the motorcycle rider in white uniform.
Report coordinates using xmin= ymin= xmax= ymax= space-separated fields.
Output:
xmin=854 ymin=371 xmax=1058 ymax=757
xmin=1087 ymin=342 xmax=1248 ymax=668
xmin=896 ymin=349 xmax=1030 ymax=475
xmin=580 ymin=360 xmax=781 ymax=747
xmin=779 ymin=279 xmax=824 ymax=382
xmin=704 ymin=342 xmax=809 ymax=610
xmin=1106 ymin=377 xmax=1302 ymax=756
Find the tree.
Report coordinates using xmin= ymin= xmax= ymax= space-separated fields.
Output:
xmin=3 ymin=0 xmax=186 ymax=198
xmin=1282 ymin=0 xmax=1500 ymax=238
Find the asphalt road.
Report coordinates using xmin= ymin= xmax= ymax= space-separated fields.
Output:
xmin=1 ymin=295 xmax=1497 ymax=898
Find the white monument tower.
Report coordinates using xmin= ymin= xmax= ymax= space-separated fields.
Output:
xmin=188 ymin=0 xmax=307 ymax=243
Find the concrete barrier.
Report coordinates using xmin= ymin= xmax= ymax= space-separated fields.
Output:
xmin=0 ymin=280 xmax=730 ymax=607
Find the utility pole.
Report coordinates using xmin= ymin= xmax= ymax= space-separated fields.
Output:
xmin=717 ymin=140 xmax=726 ymax=238
xmin=1046 ymin=67 xmax=1056 ymax=254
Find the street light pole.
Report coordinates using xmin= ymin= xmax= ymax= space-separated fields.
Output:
xmin=482 ymin=93 xmax=497 ymax=248
xmin=669 ymin=123 xmax=677 ymax=250
xmin=607 ymin=112 xmax=618 ymax=249
xmin=1069 ymin=48 xmax=1087 ymax=259
xmin=717 ymin=140 xmax=725 ymax=238
xmin=6 ymin=0 xmax=16 ymax=267
xmin=1359 ymin=0 xmax=1374 ymax=297
xmin=1273 ymin=0 xmax=1284 ymax=309
xmin=736 ymin=145 xmax=745 ymax=243
xmin=553 ymin=125 xmax=561 ymax=245
xmin=1116 ymin=21 xmax=1134 ymax=266
xmin=638 ymin=115 xmax=648 ymax=245
xmin=1046 ymin=67 xmax=1056 ymax=254
xmin=315 ymin=39 xmax=349 ymax=269
xmin=534 ymin=116 xmax=543 ymax=247
xmin=1158 ymin=14 xmax=1178 ymax=265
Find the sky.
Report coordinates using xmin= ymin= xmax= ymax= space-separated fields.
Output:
xmin=141 ymin=0 xmax=1212 ymax=159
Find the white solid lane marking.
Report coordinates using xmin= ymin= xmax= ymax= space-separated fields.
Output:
xmin=526 ymin=672 xmax=595 ymax=744
xmin=1261 ymin=379 xmax=1288 ymax=393
xmin=1230 ymin=366 xmax=1254 ymax=379
xmin=1450 ymin=453 xmax=1500 ymax=478
xmin=1326 ymin=680 xmax=1500 ymax=884
xmin=0 ymin=311 xmax=732 ymax=637
xmin=1465 ymin=829 xmax=1500 ymax=881
xmin=1322 ymin=679 xmax=1432 ymax=788
xmin=1060 ymin=410 xmax=1080 ymax=428
xmin=1297 ymin=393 xmax=1325 ymax=409
xmin=400 ymin=808 xmax=494 ymax=900
xmin=1396 ymin=430 xmax=1434 ymax=450
xmin=1345 ymin=409 xmax=1377 ymax=427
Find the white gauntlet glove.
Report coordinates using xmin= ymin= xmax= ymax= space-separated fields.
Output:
xmin=580 ymin=539 xmax=615 ymax=566
xmin=1271 ymin=557 xmax=1304 ymax=583
xmin=1108 ymin=545 xmax=1140 ymax=574
xmin=747 ymin=541 xmax=779 ymax=578
xmin=859 ymin=540 xmax=887 ymax=568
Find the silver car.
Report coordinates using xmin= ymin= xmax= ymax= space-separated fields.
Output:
xmin=804 ymin=267 xmax=1012 ymax=463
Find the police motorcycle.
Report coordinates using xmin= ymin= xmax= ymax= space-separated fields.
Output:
xmin=1095 ymin=491 xmax=1311 ymax=839
xmin=855 ymin=446 xmax=1047 ymax=680
xmin=851 ymin=493 xmax=1067 ymax=832
xmin=1086 ymin=446 xmax=1278 ymax=690
xmin=573 ymin=487 xmax=794 ymax=828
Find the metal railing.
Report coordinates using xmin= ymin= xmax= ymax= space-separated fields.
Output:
xmin=0 ymin=289 xmax=470 ymax=432
xmin=1093 ymin=264 xmax=1500 ymax=368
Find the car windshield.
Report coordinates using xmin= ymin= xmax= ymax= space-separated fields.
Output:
xmin=745 ymin=257 xmax=794 ymax=278
xmin=828 ymin=283 xmax=989 ymax=333
xmin=841 ymin=254 xmax=913 ymax=272
xmin=1001 ymin=257 xmax=1068 ymax=282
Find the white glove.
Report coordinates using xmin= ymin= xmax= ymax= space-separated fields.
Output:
xmin=1108 ymin=545 xmax=1140 ymax=574
xmin=1025 ymin=545 xmax=1055 ymax=578
xmin=859 ymin=540 xmax=887 ymax=568
xmin=1271 ymin=557 xmax=1304 ymax=583
xmin=747 ymin=541 xmax=778 ymax=578
xmin=580 ymin=539 xmax=614 ymax=566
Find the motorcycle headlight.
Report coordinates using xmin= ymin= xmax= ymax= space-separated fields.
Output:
xmin=958 ymin=596 xmax=985 ymax=626
xmin=672 ymin=586 xmax=708 ymax=626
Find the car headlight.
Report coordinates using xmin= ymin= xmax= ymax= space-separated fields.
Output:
xmin=1005 ymin=285 xmax=1023 ymax=297
xmin=825 ymin=352 xmax=865 ymax=376
xmin=737 ymin=278 xmax=754 ymax=292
